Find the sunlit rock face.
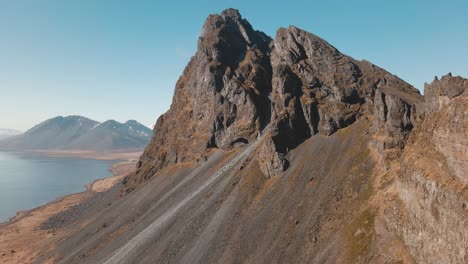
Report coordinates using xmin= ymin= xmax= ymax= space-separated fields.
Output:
xmin=384 ymin=74 xmax=467 ymax=264
xmin=128 ymin=9 xmax=273 ymax=190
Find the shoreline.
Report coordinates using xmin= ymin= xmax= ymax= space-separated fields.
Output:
xmin=0 ymin=151 xmax=140 ymax=264
xmin=32 ymin=149 xmax=142 ymax=161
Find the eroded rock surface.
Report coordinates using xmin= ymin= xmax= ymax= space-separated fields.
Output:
xmin=127 ymin=9 xmax=272 ymax=191
xmin=423 ymin=73 xmax=468 ymax=113
xmin=130 ymin=12 xmax=424 ymax=183
xmin=382 ymin=74 xmax=467 ymax=263
xmin=258 ymin=26 xmax=422 ymax=177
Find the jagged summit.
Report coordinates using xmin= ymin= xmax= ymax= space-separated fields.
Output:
xmin=258 ymin=23 xmax=423 ymax=177
xmin=132 ymin=9 xmax=273 ymax=188
xmin=274 ymin=25 xmax=342 ymax=60
xmin=198 ymin=8 xmax=271 ymax=72
xmin=129 ymin=8 xmax=422 ymax=184
xmin=220 ymin=8 xmax=241 ymax=19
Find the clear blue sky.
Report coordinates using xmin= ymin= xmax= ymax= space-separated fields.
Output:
xmin=1 ymin=0 xmax=467 ymax=131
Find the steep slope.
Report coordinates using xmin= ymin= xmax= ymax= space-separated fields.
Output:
xmin=0 ymin=116 xmax=152 ymax=151
xmin=37 ymin=119 xmax=380 ymax=264
xmin=381 ymin=74 xmax=468 ymax=263
xmin=28 ymin=9 xmax=466 ymax=264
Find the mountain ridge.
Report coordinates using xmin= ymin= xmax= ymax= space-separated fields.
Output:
xmin=129 ymin=9 xmax=423 ymax=188
xmin=0 ymin=115 xmax=152 ymax=151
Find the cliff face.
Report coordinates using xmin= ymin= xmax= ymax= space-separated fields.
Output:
xmin=129 ymin=12 xmax=423 ymax=188
xmin=382 ymin=74 xmax=468 ymax=264
xmin=421 ymin=74 xmax=468 ymax=183
xmin=258 ymin=26 xmax=422 ymax=177
xmin=44 ymin=9 xmax=467 ymax=264
xmin=128 ymin=9 xmax=272 ymax=190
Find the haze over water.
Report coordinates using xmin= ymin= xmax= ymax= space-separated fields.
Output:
xmin=0 ymin=151 xmax=116 ymax=222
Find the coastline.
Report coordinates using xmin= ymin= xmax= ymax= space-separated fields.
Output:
xmin=0 ymin=151 xmax=140 ymax=264
xmin=32 ymin=149 xmax=142 ymax=161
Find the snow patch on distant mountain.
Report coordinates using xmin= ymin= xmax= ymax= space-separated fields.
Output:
xmin=0 ymin=116 xmax=153 ymax=151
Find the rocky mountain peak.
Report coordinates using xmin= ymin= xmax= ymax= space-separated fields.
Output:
xmin=258 ymin=24 xmax=423 ymax=177
xmin=220 ymin=8 xmax=241 ymax=19
xmin=199 ymin=8 xmax=271 ymax=69
xmin=130 ymin=9 xmax=273 ymax=190
xmin=273 ymin=26 xmax=342 ymax=69
xmin=129 ymin=9 xmax=424 ymax=187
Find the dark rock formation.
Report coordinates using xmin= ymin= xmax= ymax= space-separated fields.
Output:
xmin=373 ymin=90 xmax=414 ymax=149
xmin=131 ymin=11 xmax=424 ymax=183
xmin=258 ymin=26 xmax=422 ymax=177
xmin=129 ymin=9 xmax=272 ymax=190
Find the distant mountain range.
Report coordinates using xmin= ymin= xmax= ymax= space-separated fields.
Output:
xmin=0 ymin=128 xmax=22 ymax=140
xmin=0 ymin=116 xmax=152 ymax=151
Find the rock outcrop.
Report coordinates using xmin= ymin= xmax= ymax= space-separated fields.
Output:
xmin=258 ymin=26 xmax=422 ymax=177
xmin=128 ymin=9 xmax=272 ymax=190
xmin=423 ymin=73 xmax=468 ymax=112
xmin=130 ymin=10 xmax=425 ymax=184
xmin=382 ymin=74 xmax=467 ymax=263
xmin=420 ymin=74 xmax=468 ymax=183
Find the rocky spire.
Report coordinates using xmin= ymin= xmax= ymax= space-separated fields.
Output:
xmin=125 ymin=9 xmax=273 ymax=191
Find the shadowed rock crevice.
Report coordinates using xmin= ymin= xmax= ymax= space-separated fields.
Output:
xmin=270 ymin=65 xmax=311 ymax=154
xmin=230 ymin=137 xmax=249 ymax=147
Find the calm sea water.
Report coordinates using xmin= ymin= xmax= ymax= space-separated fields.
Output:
xmin=0 ymin=151 xmax=116 ymax=223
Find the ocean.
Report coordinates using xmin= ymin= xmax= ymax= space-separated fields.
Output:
xmin=0 ymin=151 xmax=116 ymax=222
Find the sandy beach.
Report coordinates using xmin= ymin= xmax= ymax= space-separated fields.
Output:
xmin=0 ymin=151 xmax=140 ymax=264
